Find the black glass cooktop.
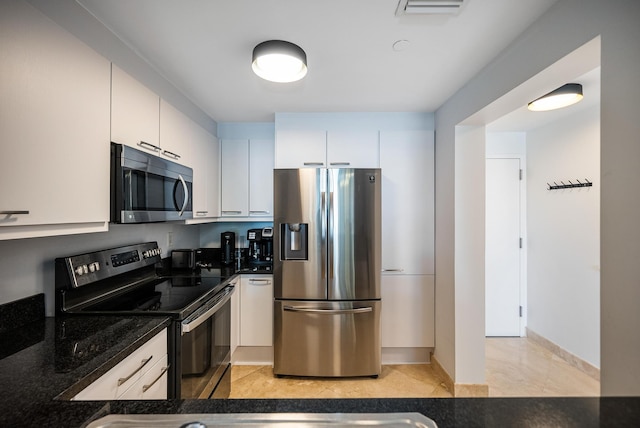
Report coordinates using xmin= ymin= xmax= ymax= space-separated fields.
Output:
xmin=80 ymin=276 xmax=225 ymax=316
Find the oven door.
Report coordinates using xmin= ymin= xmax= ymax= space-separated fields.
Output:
xmin=179 ymin=286 xmax=234 ymax=399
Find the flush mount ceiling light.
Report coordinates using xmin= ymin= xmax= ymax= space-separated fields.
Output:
xmin=252 ymin=40 xmax=307 ymax=83
xmin=527 ymin=83 xmax=584 ymax=111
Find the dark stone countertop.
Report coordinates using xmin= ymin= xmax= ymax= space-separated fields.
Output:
xmin=2 ymin=296 xmax=640 ymax=428
xmin=0 ymin=315 xmax=171 ymax=427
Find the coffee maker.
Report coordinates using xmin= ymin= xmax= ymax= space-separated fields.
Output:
xmin=221 ymin=231 xmax=235 ymax=265
xmin=247 ymin=227 xmax=273 ymax=264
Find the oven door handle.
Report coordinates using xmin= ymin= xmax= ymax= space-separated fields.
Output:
xmin=181 ymin=285 xmax=235 ymax=334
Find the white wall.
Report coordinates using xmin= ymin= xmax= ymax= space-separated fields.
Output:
xmin=453 ymin=126 xmax=486 ymax=384
xmin=527 ymin=104 xmax=600 ymax=367
xmin=0 ymin=224 xmax=201 ymax=316
xmin=435 ymin=0 xmax=640 ymax=395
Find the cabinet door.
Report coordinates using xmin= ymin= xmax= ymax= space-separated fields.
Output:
xmin=240 ymin=275 xmax=273 ymax=347
xmin=220 ymin=140 xmax=249 ymax=217
xmin=118 ymin=354 xmax=169 ymax=400
xmin=231 ymin=282 xmax=240 ymax=357
xmin=159 ymin=99 xmax=192 ymax=164
xmin=275 ymin=129 xmax=327 ymax=168
xmin=0 ymin=0 xmax=110 ymax=237
xmin=380 ymin=130 xmax=434 ymax=275
xmin=72 ymin=329 xmax=167 ymax=400
xmin=327 ymin=130 xmax=379 ymax=168
xmin=111 ymin=64 xmax=160 ymax=153
xmin=249 ymin=139 xmax=275 ymax=217
xmin=381 ymin=275 xmax=434 ymax=347
xmin=190 ymin=126 xmax=219 ymax=219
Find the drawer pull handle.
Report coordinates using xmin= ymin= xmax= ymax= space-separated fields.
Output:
xmin=249 ymin=279 xmax=271 ymax=285
xmin=221 ymin=210 xmax=242 ymax=214
xmin=0 ymin=211 xmax=30 ymax=215
xmin=117 ymin=356 xmax=153 ymax=386
xmin=329 ymin=162 xmax=351 ymax=166
xmin=162 ymin=150 xmax=180 ymax=159
xmin=382 ymin=268 xmax=404 ymax=272
xmin=303 ymin=162 xmax=324 ymax=166
xmin=196 ymin=211 xmax=208 ymax=216
xmin=142 ymin=364 xmax=170 ymax=393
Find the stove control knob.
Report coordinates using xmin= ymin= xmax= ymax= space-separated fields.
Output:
xmin=89 ymin=262 xmax=100 ymax=273
xmin=82 ymin=265 xmax=89 ymax=274
xmin=75 ymin=266 xmax=84 ymax=276
xmin=94 ymin=262 xmax=100 ymax=271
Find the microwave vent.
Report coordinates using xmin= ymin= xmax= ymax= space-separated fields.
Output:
xmin=396 ymin=0 xmax=466 ymax=16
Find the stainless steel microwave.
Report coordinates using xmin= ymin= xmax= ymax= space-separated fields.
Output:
xmin=111 ymin=143 xmax=193 ymax=223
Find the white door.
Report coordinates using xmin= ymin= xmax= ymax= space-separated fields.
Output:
xmin=486 ymin=158 xmax=521 ymax=336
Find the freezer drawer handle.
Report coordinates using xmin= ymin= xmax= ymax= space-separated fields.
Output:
xmin=283 ymin=306 xmax=373 ymax=314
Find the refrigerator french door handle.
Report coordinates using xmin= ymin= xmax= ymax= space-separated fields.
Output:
xmin=283 ymin=306 xmax=373 ymax=314
xmin=321 ymin=189 xmax=327 ymax=280
xmin=328 ymin=190 xmax=334 ymax=280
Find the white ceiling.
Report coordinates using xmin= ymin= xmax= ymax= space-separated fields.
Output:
xmin=76 ymin=0 xmax=559 ymax=123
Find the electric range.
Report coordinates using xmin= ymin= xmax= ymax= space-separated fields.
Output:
xmin=55 ymin=242 xmax=236 ymax=399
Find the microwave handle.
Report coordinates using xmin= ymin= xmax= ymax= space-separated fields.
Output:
xmin=177 ymin=174 xmax=189 ymax=216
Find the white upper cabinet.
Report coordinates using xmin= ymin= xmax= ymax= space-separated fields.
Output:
xmin=0 ymin=0 xmax=111 ymax=239
xmin=189 ymin=126 xmax=219 ymax=221
xmin=249 ymin=139 xmax=275 ymax=216
xmin=275 ymin=128 xmax=379 ymax=168
xmin=275 ymin=129 xmax=327 ymax=168
xmin=220 ymin=139 xmax=274 ymax=219
xmin=159 ymin=99 xmax=193 ymax=165
xmin=327 ymin=130 xmax=379 ymax=168
xmin=380 ymin=130 xmax=434 ymax=275
xmin=220 ymin=140 xmax=249 ymax=217
xmin=111 ymin=64 xmax=160 ymax=153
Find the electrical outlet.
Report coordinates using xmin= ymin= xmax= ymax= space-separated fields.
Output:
xmin=167 ymin=231 xmax=173 ymax=247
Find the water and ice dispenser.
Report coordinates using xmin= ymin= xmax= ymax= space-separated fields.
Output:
xmin=281 ymin=223 xmax=308 ymax=260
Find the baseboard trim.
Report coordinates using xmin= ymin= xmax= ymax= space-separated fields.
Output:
xmin=431 ymin=354 xmax=489 ymax=397
xmin=526 ymin=328 xmax=600 ymax=381
xmin=382 ymin=347 xmax=432 ymax=364
xmin=232 ymin=346 xmax=273 ymax=365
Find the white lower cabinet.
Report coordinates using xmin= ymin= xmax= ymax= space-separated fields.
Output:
xmin=381 ymin=275 xmax=435 ymax=348
xmin=72 ymin=329 xmax=168 ymax=401
xmin=119 ymin=354 xmax=169 ymax=400
xmin=239 ymin=275 xmax=273 ymax=347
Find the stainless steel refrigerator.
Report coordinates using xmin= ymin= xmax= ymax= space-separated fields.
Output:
xmin=273 ymin=168 xmax=381 ymax=378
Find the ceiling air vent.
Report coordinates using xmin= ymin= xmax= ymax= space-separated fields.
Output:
xmin=396 ymin=0 xmax=465 ymax=16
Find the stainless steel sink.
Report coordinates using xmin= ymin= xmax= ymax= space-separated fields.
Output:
xmin=85 ymin=413 xmax=438 ymax=428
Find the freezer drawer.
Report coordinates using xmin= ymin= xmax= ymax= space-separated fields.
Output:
xmin=273 ymin=300 xmax=381 ymax=377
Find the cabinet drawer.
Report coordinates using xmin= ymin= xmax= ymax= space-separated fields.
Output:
xmin=118 ymin=354 xmax=169 ymax=400
xmin=72 ymin=329 xmax=167 ymax=400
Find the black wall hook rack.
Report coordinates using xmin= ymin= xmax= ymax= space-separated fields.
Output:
xmin=547 ymin=179 xmax=593 ymax=190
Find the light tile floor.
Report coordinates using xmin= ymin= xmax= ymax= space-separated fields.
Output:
xmin=228 ymin=337 xmax=600 ymax=398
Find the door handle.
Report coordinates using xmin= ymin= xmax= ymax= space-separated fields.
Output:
xmin=177 ymin=174 xmax=189 ymax=216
